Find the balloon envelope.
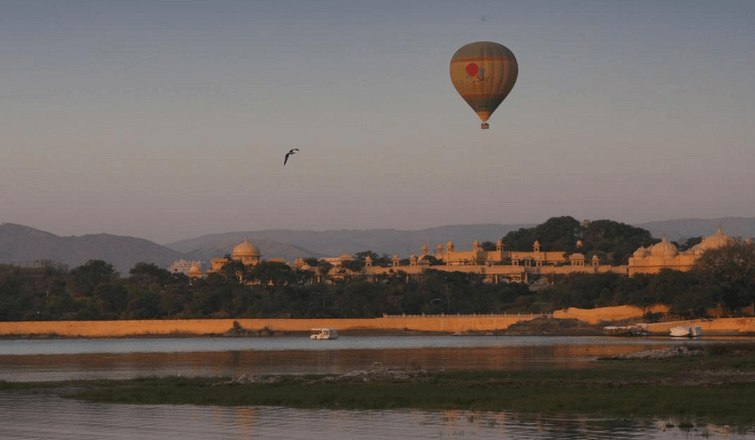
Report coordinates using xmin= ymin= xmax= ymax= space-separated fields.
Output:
xmin=450 ymin=41 xmax=518 ymax=128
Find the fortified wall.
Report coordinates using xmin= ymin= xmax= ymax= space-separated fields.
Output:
xmin=2 ymin=305 xmax=753 ymax=337
xmin=0 ymin=314 xmax=550 ymax=338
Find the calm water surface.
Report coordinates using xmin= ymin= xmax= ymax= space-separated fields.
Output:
xmin=1 ymin=336 xmax=752 ymax=439
xmin=0 ymin=335 xmax=731 ymax=382
xmin=1 ymin=391 xmax=749 ymax=440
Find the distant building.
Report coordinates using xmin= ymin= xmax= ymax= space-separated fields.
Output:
xmin=628 ymin=225 xmax=734 ymax=275
xmin=168 ymin=259 xmax=203 ymax=275
xmin=358 ymin=238 xmax=611 ymax=285
xmin=207 ymin=238 xmax=262 ymax=274
xmin=183 ymin=227 xmax=736 ymax=285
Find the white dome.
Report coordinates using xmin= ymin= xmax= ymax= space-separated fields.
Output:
xmin=232 ymin=238 xmax=260 ymax=258
xmin=692 ymin=225 xmax=733 ymax=253
xmin=650 ymin=238 xmax=678 ymax=258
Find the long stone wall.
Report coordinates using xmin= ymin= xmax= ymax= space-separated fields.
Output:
xmin=1 ymin=307 xmax=753 ymax=337
xmin=554 ymin=305 xmax=670 ymax=324
xmin=0 ymin=314 xmax=550 ymax=338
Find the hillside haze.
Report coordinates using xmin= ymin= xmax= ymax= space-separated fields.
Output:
xmin=636 ymin=217 xmax=755 ymax=242
xmin=2 ymin=218 xmax=753 ymax=273
xmin=166 ymin=224 xmax=533 ymax=258
xmin=0 ymin=223 xmax=184 ymax=275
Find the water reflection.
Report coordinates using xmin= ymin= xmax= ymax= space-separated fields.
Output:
xmin=1 ymin=392 xmax=747 ymax=440
xmin=0 ymin=342 xmax=687 ymax=382
xmin=1 ymin=337 xmax=752 ymax=439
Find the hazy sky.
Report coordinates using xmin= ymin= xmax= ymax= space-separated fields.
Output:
xmin=2 ymin=0 xmax=753 ymax=244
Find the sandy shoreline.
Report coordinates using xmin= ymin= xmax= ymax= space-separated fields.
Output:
xmin=1 ymin=312 xmax=754 ymax=339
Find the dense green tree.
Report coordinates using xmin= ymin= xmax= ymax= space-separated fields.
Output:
xmin=0 ymin=267 xmax=24 ymax=321
xmin=68 ymin=260 xmax=117 ymax=298
xmin=581 ymin=220 xmax=655 ymax=264
xmin=614 ymin=273 xmax=653 ymax=309
xmin=648 ymin=269 xmax=698 ymax=311
xmin=129 ymin=263 xmax=172 ymax=290
xmin=541 ymin=272 xmax=623 ymax=309
xmin=503 ymin=216 xmax=582 ymax=252
xmin=126 ymin=285 xmax=163 ymax=319
xmin=188 ymin=274 xmax=237 ymax=317
xmin=217 ymin=259 xmax=247 ymax=282
xmin=336 ymin=281 xmax=386 ymax=318
xmin=95 ymin=282 xmax=130 ymax=318
xmin=248 ymin=261 xmax=296 ymax=287
xmin=692 ymin=240 xmax=755 ymax=312
xmin=159 ymin=282 xmax=192 ymax=318
xmin=502 ymin=217 xmax=654 ymax=265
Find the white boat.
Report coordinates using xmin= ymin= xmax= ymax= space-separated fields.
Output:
xmin=310 ymin=328 xmax=338 ymax=340
xmin=669 ymin=326 xmax=702 ymax=337
xmin=669 ymin=326 xmax=690 ymax=337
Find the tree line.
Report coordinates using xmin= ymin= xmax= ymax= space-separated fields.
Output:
xmin=1 ymin=239 xmax=753 ymax=322
xmin=0 ymin=259 xmax=532 ymax=321
xmin=502 ymin=216 xmax=680 ymax=265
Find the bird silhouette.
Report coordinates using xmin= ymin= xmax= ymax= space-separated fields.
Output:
xmin=284 ymin=148 xmax=299 ymax=166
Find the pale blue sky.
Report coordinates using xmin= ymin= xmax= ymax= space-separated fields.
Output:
xmin=2 ymin=0 xmax=753 ymax=244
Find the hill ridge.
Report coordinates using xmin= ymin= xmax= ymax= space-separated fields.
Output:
xmin=2 ymin=218 xmax=753 ymax=273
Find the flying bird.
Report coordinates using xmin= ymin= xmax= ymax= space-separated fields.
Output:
xmin=284 ymin=148 xmax=299 ymax=166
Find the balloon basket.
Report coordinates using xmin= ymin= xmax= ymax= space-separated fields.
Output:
xmin=481 ymin=122 xmax=489 ymax=129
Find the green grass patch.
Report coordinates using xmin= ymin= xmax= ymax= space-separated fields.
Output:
xmin=4 ymin=343 xmax=755 ymax=430
xmin=58 ymin=373 xmax=755 ymax=427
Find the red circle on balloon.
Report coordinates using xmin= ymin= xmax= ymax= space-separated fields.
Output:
xmin=465 ymin=63 xmax=479 ymax=76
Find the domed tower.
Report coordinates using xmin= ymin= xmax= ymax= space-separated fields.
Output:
xmin=632 ymin=246 xmax=648 ymax=259
xmin=188 ymin=262 xmax=203 ymax=281
xmin=692 ymin=225 xmax=734 ymax=254
xmin=232 ymin=238 xmax=261 ymax=266
xmin=650 ymin=237 xmax=678 ymax=258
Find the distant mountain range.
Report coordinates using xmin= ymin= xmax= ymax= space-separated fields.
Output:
xmin=2 ymin=218 xmax=753 ymax=275
xmin=0 ymin=223 xmax=184 ymax=275
xmin=636 ymin=217 xmax=755 ymax=242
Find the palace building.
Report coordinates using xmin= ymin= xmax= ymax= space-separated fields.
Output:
xmin=627 ymin=225 xmax=734 ymax=275
xmin=206 ymin=238 xmax=262 ymax=275
xmin=185 ymin=227 xmax=737 ymax=285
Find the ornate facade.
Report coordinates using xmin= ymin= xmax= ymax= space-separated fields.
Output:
xmin=628 ymin=225 xmax=734 ymax=275
xmin=181 ymin=227 xmax=736 ymax=285
xmin=206 ymin=238 xmax=262 ymax=275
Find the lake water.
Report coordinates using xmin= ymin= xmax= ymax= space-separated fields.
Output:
xmin=1 ymin=336 xmax=753 ymax=439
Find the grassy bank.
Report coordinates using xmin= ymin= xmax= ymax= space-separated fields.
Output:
xmin=3 ymin=343 xmax=755 ymax=429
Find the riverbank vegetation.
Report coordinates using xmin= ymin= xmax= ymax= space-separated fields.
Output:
xmin=1 ymin=218 xmax=753 ymax=321
xmin=3 ymin=342 xmax=754 ymax=430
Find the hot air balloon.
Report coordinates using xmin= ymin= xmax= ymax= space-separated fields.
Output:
xmin=450 ymin=41 xmax=518 ymax=129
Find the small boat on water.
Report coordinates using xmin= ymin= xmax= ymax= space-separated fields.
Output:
xmin=670 ymin=326 xmax=689 ymax=337
xmin=310 ymin=328 xmax=338 ymax=340
xmin=670 ymin=326 xmax=702 ymax=338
